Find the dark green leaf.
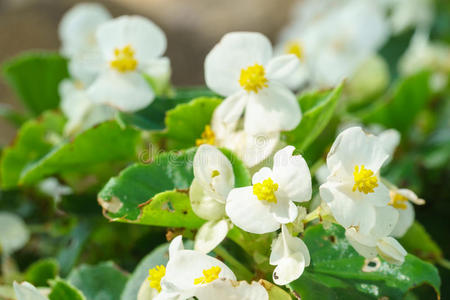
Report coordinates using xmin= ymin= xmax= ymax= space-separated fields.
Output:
xmin=0 ymin=111 xmax=65 ymax=189
xmin=49 ymin=279 xmax=86 ymax=300
xmin=2 ymin=52 xmax=69 ymax=115
xmin=25 ymin=258 xmax=59 ymax=287
xmin=399 ymin=222 xmax=443 ymax=263
xmin=68 ymin=262 xmax=128 ymax=300
xmin=165 ymin=97 xmax=222 ymax=149
xmin=284 ymin=84 xmax=342 ymax=152
xmin=288 ymin=224 xmax=441 ymax=299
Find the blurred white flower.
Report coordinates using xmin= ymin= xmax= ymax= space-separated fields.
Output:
xmin=87 ymin=16 xmax=168 ymax=112
xmin=345 ymin=206 xmax=407 ymax=265
xmin=0 ymin=212 xmax=29 ymax=256
xmin=319 ymin=127 xmax=391 ymax=234
xmin=270 ymin=225 xmax=310 ymax=285
xmin=38 ymin=177 xmax=73 ymax=203
xmin=382 ymin=0 xmax=434 ymax=34
xmin=13 ymin=282 xmax=49 ymax=300
xmin=189 ymin=145 xmax=234 ymax=253
xmin=226 ymin=146 xmax=311 ymax=234
xmin=138 ymin=236 xmax=267 ymax=300
xmin=388 ymin=187 xmax=425 ymax=238
xmin=59 ymin=79 xmax=115 ymax=135
xmin=205 ymin=32 xmax=302 ymax=135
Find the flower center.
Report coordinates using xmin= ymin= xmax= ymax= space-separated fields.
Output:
xmin=194 ymin=266 xmax=221 ymax=285
xmin=239 ymin=64 xmax=268 ymax=93
xmin=352 ymin=165 xmax=378 ymax=194
xmin=148 ymin=265 xmax=166 ymax=292
xmin=211 ymin=170 xmax=220 ymax=178
xmin=196 ymin=125 xmax=215 ymax=146
xmin=110 ymin=45 xmax=138 ymax=72
xmin=253 ymin=177 xmax=279 ymax=203
xmin=285 ymin=41 xmax=304 ymax=61
xmin=389 ymin=191 xmax=408 ymax=210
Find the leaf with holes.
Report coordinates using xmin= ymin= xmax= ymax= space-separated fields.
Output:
xmin=288 ymin=224 xmax=441 ymax=299
xmin=3 ymin=52 xmax=69 ymax=115
xmin=284 ymin=84 xmax=342 ymax=152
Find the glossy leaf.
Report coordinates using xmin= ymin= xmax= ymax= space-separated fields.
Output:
xmin=288 ymin=224 xmax=441 ymax=299
xmin=2 ymin=52 xmax=69 ymax=115
xmin=19 ymin=121 xmax=140 ymax=185
xmin=0 ymin=111 xmax=65 ymax=189
xmin=25 ymin=258 xmax=59 ymax=287
xmin=68 ymin=262 xmax=128 ymax=300
xmin=49 ymin=279 xmax=86 ymax=300
xmin=284 ymin=84 xmax=342 ymax=152
xmin=165 ymin=97 xmax=222 ymax=149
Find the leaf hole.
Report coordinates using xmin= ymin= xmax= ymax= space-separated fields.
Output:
xmin=362 ymin=257 xmax=381 ymax=272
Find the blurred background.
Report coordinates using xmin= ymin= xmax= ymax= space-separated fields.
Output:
xmin=0 ymin=0 xmax=296 ymax=145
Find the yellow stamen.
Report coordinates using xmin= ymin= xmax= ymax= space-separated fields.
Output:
xmin=148 ymin=265 xmax=166 ymax=292
xmin=239 ymin=64 xmax=268 ymax=93
xmin=196 ymin=125 xmax=215 ymax=146
xmin=194 ymin=266 xmax=221 ymax=285
xmin=212 ymin=170 xmax=220 ymax=178
xmin=285 ymin=41 xmax=304 ymax=61
xmin=110 ymin=45 xmax=138 ymax=72
xmin=389 ymin=191 xmax=408 ymax=210
xmin=352 ymin=165 xmax=378 ymax=194
xmin=253 ymin=177 xmax=279 ymax=203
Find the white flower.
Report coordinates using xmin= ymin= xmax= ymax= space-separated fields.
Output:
xmin=388 ymin=187 xmax=425 ymax=238
xmin=58 ymin=3 xmax=111 ymax=85
xmin=13 ymin=282 xmax=48 ymax=300
xmin=204 ymin=32 xmax=302 ymax=135
xmin=192 ymin=279 xmax=268 ymax=300
xmin=320 ymin=127 xmax=391 ymax=234
xmin=345 ymin=206 xmax=407 ymax=265
xmin=385 ymin=0 xmax=434 ymax=34
xmin=38 ymin=177 xmax=73 ymax=203
xmin=59 ymin=79 xmax=115 ymax=135
xmin=87 ymin=16 xmax=168 ymax=112
xmin=190 ymin=144 xmax=235 ymax=253
xmin=0 ymin=212 xmax=29 ymax=256
xmin=226 ymin=146 xmax=312 ymax=234
xmin=270 ymin=225 xmax=310 ymax=285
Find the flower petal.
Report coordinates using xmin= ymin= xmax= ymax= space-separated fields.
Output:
xmin=327 ymin=127 xmax=389 ymax=177
xmin=205 ymin=32 xmax=273 ymax=96
xmin=13 ymin=282 xmax=48 ymax=300
xmin=244 ymin=82 xmax=301 ymax=135
xmin=193 ymin=279 xmax=268 ymax=300
xmin=270 ymin=225 xmax=310 ymax=266
xmin=378 ymin=129 xmax=400 ymax=163
xmin=266 ymin=54 xmax=301 ymax=86
xmin=194 ymin=219 xmax=230 ymax=254
xmin=272 ymin=254 xmax=305 ymax=285
xmin=271 ymin=200 xmax=298 ymax=224
xmin=213 ymin=92 xmax=249 ymax=125
xmin=371 ymin=206 xmax=399 ymax=238
xmin=226 ymin=187 xmax=280 ymax=234
xmin=96 ymin=15 xmax=166 ymax=63
xmin=272 ymin=146 xmax=312 ymax=203
xmin=345 ymin=227 xmax=378 ymax=259
xmin=193 ymin=145 xmax=234 ymax=202
xmin=391 ymin=202 xmax=414 ymax=238
xmin=251 ymin=167 xmax=274 ymax=185
xmin=87 ymin=70 xmax=154 ymax=112
xmin=169 ymin=235 xmax=184 ymax=258
xmin=137 ymin=279 xmax=160 ymax=300
xmin=376 ymin=237 xmax=407 ymax=265
xmin=189 ymin=179 xmax=226 ymax=221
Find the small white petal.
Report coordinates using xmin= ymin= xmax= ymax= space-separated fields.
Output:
xmin=0 ymin=213 xmax=29 ymax=255
xmin=205 ymin=32 xmax=273 ymax=96
xmin=270 ymin=200 xmax=298 ymax=224
xmin=251 ymin=167 xmax=274 ymax=185
xmin=13 ymin=282 xmax=48 ymax=300
xmin=214 ymin=92 xmax=249 ymax=125
xmin=266 ymin=54 xmax=301 ymax=86
xmin=376 ymin=237 xmax=407 ymax=265
xmin=190 ymin=178 xmax=226 ymax=221
xmin=345 ymin=228 xmax=378 ymax=259
xmin=169 ymin=235 xmax=184 ymax=258
xmin=137 ymin=279 xmax=159 ymax=300
xmin=244 ymin=83 xmax=301 ymax=135
xmin=226 ymin=187 xmax=280 ymax=234
xmin=273 ymin=254 xmax=305 ymax=285
xmin=378 ymin=129 xmax=401 ymax=163
xmin=87 ymin=70 xmax=154 ymax=112
xmin=194 ymin=279 xmax=268 ymax=300
xmin=371 ymin=206 xmax=399 ymax=238
xmin=396 ymin=188 xmax=425 ymax=205
xmin=96 ymin=15 xmax=166 ymax=63
xmin=194 ymin=219 xmax=230 ymax=254
xmin=391 ymin=202 xmax=414 ymax=238
xmin=272 ymin=146 xmax=312 ymax=203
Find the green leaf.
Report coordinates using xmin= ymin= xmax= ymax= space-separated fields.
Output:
xmin=25 ymin=258 xmax=59 ymax=287
xmin=98 ymin=147 xmax=250 ymax=227
xmin=259 ymin=279 xmax=292 ymax=300
xmin=399 ymin=222 xmax=443 ymax=263
xmin=165 ymin=97 xmax=222 ymax=149
xmin=0 ymin=111 xmax=65 ymax=189
xmin=288 ymin=224 xmax=441 ymax=299
xmin=2 ymin=52 xmax=69 ymax=115
xmin=68 ymin=262 xmax=128 ymax=300
xmin=284 ymin=84 xmax=342 ymax=152
xmin=19 ymin=121 xmax=140 ymax=185
xmin=360 ymin=71 xmax=431 ymax=134
xmin=49 ymin=279 xmax=86 ymax=300
xmin=120 ymin=244 xmax=170 ymax=300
